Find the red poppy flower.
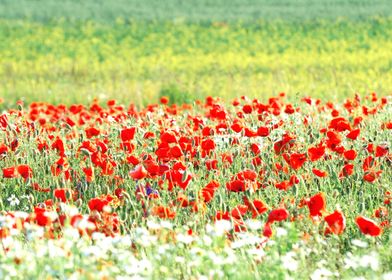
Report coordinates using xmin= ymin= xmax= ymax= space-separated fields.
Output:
xmin=283 ymin=153 xmax=307 ymax=170
xmin=121 ymin=127 xmax=136 ymax=142
xmin=54 ymin=188 xmax=68 ymax=203
xmin=32 ymin=183 xmax=50 ymax=193
xmin=201 ymin=139 xmax=216 ymax=151
xmin=226 ymin=179 xmax=247 ymax=192
xmin=343 ymin=149 xmax=357 ymax=161
xmin=237 ymin=169 xmax=258 ymax=181
xmin=362 ymin=156 xmax=375 ymax=171
xmin=284 ymin=104 xmax=295 ymax=114
xmin=221 ymin=153 xmax=234 ymax=165
xmin=51 ymin=157 xmax=68 ymax=177
xmin=263 ymin=222 xmax=273 ymax=238
xmin=267 ymin=208 xmax=289 ymax=223
xmin=215 ymin=211 xmax=230 ymax=221
xmin=290 ymin=175 xmax=300 ymax=185
xmin=85 ymin=127 xmax=100 ymax=138
xmin=170 ymin=145 xmax=183 ymax=158
xmin=308 ymin=145 xmax=325 ymax=162
xmin=88 ymin=199 xmax=106 ymax=212
xmin=275 ymin=180 xmax=292 ymax=191
xmin=374 ymin=207 xmax=388 ymax=219
xmin=353 ymin=116 xmax=363 ymax=127
xmin=326 ymin=131 xmax=342 ymax=148
xmin=306 ymin=192 xmax=326 ymax=217
xmin=366 ymin=143 xmax=374 ymax=154
xmin=151 ymin=206 xmax=176 ymax=219
xmin=383 ymin=122 xmax=392 ymax=129
xmin=273 ymin=134 xmax=295 ymax=154
xmin=51 ymin=137 xmax=65 ymax=156
xmin=339 ymin=164 xmax=354 ymax=178
xmin=143 ymin=132 xmax=155 ymax=139
xmin=160 ymin=96 xmax=169 ymax=105
xmin=375 ymin=145 xmax=388 ymax=157
xmin=201 ymin=180 xmax=220 ymax=203
xmin=324 ymin=210 xmax=345 ymax=235
xmin=129 ymin=165 xmax=148 ymax=180
xmin=243 ymin=196 xmax=268 ymax=218
xmin=78 ymin=140 xmax=97 ymax=154
xmin=160 ymin=131 xmax=177 ymax=143
xmin=83 ymin=167 xmax=94 ymax=182
xmin=3 ymin=166 xmax=17 ymax=178
xmin=34 ymin=207 xmax=51 ymax=227
xmin=329 ymin=117 xmax=351 ymax=132
xmin=231 ymin=122 xmax=243 ymax=133
xmin=363 ymin=170 xmax=381 ymax=183
xmin=0 ymin=143 xmax=8 ymax=155
xmin=176 ymin=193 xmax=190 ymax=207
xmin=312 ymin=168 xmax=328 ymax=178
xmin=346 ymin=129 xmax=360 ymax=140
xmin=17 ymin=165 xmax=33 ymax=180
xmin=257 ymin=126 xmax=270 ymax=137
xmin=251 ymin=143 xmax=261 ymax=155
xmin=355 ymin=216 xmax=382 ymax=236
xmin=244 ymin=128 xmax=258 ymax=137
xmin=242 ymin=104 xmax=253 ymax=114
xmin=205 ymin=159 xmax=218 ymax=170
xmin=10 ymin=138 xmax=18 ymax=152
xmin=114 ymin=188 xmax=125 ymax=199
xmin=231 ymin=205 xmax=249 ymax=219
xmin=0 ymin=113 xmax=8 ymax=130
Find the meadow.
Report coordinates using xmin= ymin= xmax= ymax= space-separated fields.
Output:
xmin=0 ymin=93 xmax=391 ymax=279
xmin=1 ymin=1 xmax=392 ymax=108
xmin=2 ymin=0 xmax=392 ymax=22
xmin=0 ymin=1 xmax=392 ymax=279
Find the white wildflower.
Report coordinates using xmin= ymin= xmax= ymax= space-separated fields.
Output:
xmin=7 ymin=195 xmax=20 ymax=206
xmin=281 ymin=251 xmax=298 ymax=271
xmin=247 ymin=248 xmax=266 ymax=261
xmin=13 ymin=211 xmax=29 ymax=219
xmin=203 ymin=235 xmax=213 ymax=246
xmin=146 ymin=220 xmax=162 ymax=230
xmin=276 ymin=227 xmax=288 ymax=237
xmin=175 ymin=256 xmax=185 ymax=264
xmin=231 ymin=239 xmax=246 ymax=249
xmin=382 ymin=272 xmax=392 ymax=280
xmin=43 ymin=211 xmax=58 ymax=221
xmin=214 ymin=220 xmax=232 ymax=235
xmin=82 ymin=245 xmax=102 ymax=258
xmin=176 ymin=233 xmax=194 ymax=244
xmin=311 ymin=268 xmax=333 ymax=280
xmin=91 ymin=232 xmax=106 ymax=240
xmin=351 ymin=239 xmax=368 ymax=248
xmin=245 ymin=219 xmax=263 ymax=231
xmin=344 ymin=253 xmax=359 ymax=270
xmin=160 ymin=220 xmax=173 ymax=229
xmin=359 ymin=251 xmax=379 ymax=271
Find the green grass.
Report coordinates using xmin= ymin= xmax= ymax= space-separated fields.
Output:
xmin=1 ymin=0 xmax=392 ymax=22
xmin=1 ymin=1 xmax=392 ymax=107
xmin=1 ymin=18 xmax=392 ymax=108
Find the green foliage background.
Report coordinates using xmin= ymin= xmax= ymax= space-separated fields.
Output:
xmin=0 ymin=0 xmax=391 ymax=106
xmin=1 ymin=0 xmax=392 ymax=22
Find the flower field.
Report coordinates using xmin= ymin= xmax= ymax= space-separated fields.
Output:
xmin=0 ymin=93 xmax=391 ymax=279
xmin=1 ymin=0 xmax=392 ymax=279
xmin=2 ymin=18 xmax=392 ymax=108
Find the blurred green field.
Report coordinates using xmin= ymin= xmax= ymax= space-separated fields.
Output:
xmin=0 ymin=0 xmax=391 ymax=107
xmin=1 ymin=0 xmax=392 ymax=22
xmin=1 ymin=2 xmax=392 ymax=279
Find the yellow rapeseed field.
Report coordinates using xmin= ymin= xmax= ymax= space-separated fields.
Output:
xmin=1 ymin=18 xmax=392 ymax=106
